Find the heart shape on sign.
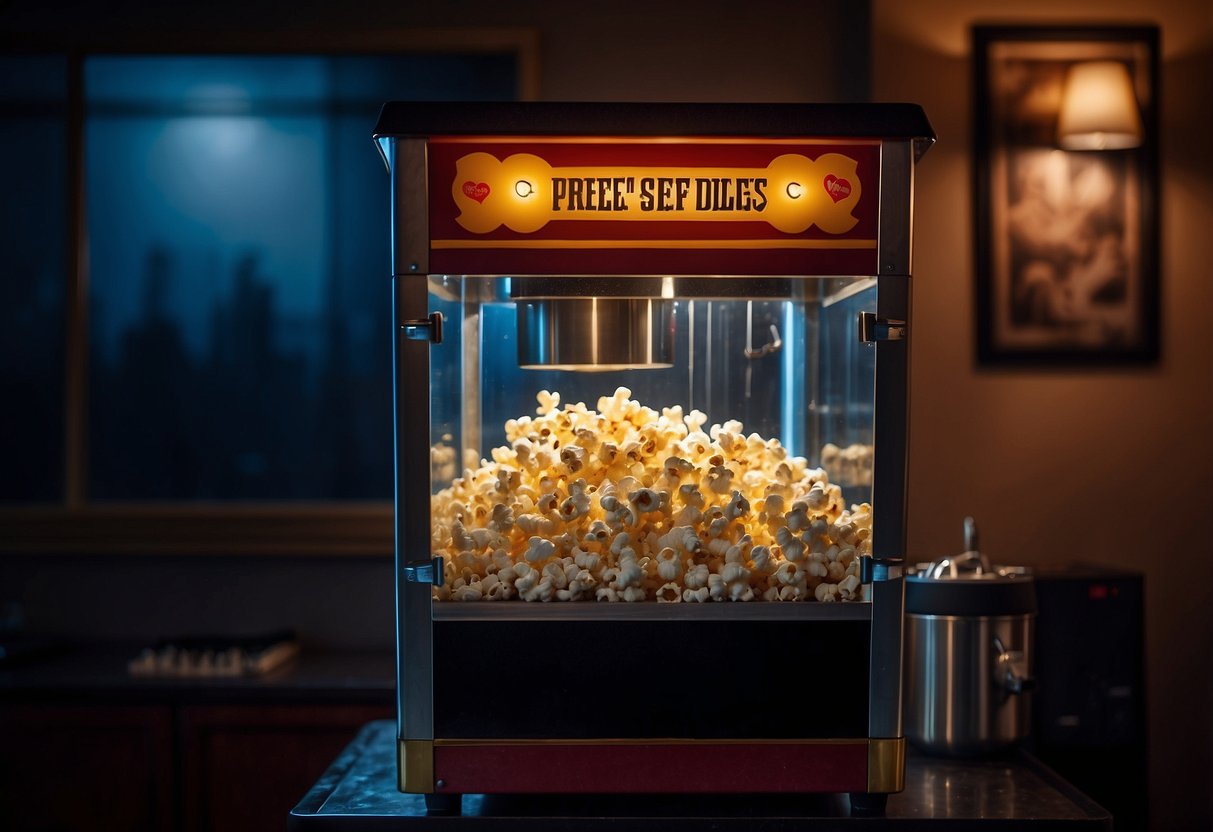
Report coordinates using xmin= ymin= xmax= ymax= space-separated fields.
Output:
xmin=823 ymin=175 xmax=852 ymax=203
xmin=462 ymin=181 xmax=491 ymax=204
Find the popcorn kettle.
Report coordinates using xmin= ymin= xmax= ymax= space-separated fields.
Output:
xmin=905 ymin=518 xmax=1036 ymax=756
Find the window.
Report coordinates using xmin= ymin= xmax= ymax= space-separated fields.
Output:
xmin=0 ymin=33 xmax=535 ymax=554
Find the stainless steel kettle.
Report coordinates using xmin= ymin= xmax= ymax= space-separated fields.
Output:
xmin=904 ymin=518 xmax=1036 ymax=756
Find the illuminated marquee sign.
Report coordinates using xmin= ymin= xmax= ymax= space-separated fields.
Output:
xmin=452 ymin=152 xmax=861 ymax=234
xmin=427 ymin=139 xmax=881 ymax=276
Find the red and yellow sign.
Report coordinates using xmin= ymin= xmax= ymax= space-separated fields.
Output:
xmin=427 ymin=139 xmax=881 ymax=276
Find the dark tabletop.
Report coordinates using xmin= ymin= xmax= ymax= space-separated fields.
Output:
xmin=290 ymin=721 xmax=1112 ymax=831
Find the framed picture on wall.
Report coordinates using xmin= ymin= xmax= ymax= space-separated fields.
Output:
xmin=973 ymin=25 xmax=1159 ymax=366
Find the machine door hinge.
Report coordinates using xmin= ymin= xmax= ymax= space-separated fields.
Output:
xmin=858 ymin=312 xmax=906 ymax=342
xmin=404 ymin=556 xmax=445 ymax=586
xmin=861 ymin=554 xmax=905 ymax=583
xmin=402 ymin=312 xmax=444 ymax=344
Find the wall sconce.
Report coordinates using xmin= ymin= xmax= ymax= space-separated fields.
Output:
xmin=1057 ymin=61 xmax=1142 ymax=150
xmin=972 ymin=25 xmax=1159 ymax=366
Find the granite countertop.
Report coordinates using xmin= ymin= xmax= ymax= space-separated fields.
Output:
xmin=290 ymin=721 xmax=1112 ymax=830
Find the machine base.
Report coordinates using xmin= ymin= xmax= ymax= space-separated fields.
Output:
xmin=420 ymin=792 xmax=890 ymax=819
xmin=401 ymin=737 xmax=903 ymax=818
xmin=431 ymin=739 xmax=869 ymax=794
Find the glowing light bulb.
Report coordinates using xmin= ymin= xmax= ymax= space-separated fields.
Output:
xmin=515 ymin=179 xmax=534 ymax=197
xmin=786 ymin=182 xmax=803 ymax=199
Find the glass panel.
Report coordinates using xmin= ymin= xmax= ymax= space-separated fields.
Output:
xmin=430 ymin=276 xmax=875 ymax=604
xmin=466 ymin=278 xmax=874 ymax=474
xmin=85 ymin=53 xmax=516 ymax=500
xmin=0 ymin=55 xmax=68 ymax=502
xmin=817 ymin=277 xmax=877 ymax=504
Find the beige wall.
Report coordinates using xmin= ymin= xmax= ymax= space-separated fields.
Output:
xmin=872 ymin=2 xmax=1213 ymax=829
xmin=391 ymin=0 xmax=870 ymax=102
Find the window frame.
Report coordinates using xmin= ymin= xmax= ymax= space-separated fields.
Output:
xmin=0 ymin=27 xmax=539 ymax=556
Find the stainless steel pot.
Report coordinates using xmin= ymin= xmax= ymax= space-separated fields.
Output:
xmin=905 ymin=519 xmax=1036 ymax=757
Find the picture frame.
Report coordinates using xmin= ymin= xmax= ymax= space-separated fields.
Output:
xmin=973 ymin=25 xmax=1159 ymax=366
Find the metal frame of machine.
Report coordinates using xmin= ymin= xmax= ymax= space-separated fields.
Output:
xmin=375 ymin=102 xmax=933 ymax=812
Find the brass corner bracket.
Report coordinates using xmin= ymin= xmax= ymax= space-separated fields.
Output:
xmin=868 ymin=737 xmax=907 ymax=793
xmin=398 ymin=739 xmax=434 ymax=793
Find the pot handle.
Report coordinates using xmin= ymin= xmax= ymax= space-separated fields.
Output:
xmin=992 ymin=635 xmax=1036 ymax=695
xmin=926 ymin=517 xmax=992 ymax=579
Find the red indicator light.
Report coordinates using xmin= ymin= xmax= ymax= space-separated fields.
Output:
xmin=1089 ymin=584 xmax=1108 ymax=600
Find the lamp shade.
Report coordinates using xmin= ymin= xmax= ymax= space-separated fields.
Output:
xmin=1057 ymin=61 xmax=1142 ymax=150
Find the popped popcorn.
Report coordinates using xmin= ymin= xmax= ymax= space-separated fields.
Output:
xmin=430 ymin=389 xmax=872 ymax=602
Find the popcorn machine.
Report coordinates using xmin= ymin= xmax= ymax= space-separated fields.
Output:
xmin=374 ymin=102 xmax=933 ymax=814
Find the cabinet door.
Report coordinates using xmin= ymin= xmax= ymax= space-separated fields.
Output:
xmin=180 ymin=703 xmax=391 ymax=832
xmin=0 ymin=703 xmax=174 ymax=832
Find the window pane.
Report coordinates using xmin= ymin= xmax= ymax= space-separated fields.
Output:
xmin=0 ymin=55 xmax=67 ymax=502
xmin=85 ymin=54 xmax=516 ymax=500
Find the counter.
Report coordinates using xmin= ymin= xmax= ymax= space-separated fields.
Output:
xmin=290 ymin=720 xmax=1112 ymax=830
xmin=0 ymin=639 xmax=395 ymax=704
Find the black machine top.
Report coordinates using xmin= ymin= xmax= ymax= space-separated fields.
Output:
xmin=373 ymin=101 xmax=934 ymax=153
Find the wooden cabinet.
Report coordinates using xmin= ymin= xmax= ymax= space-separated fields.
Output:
xmin=181 ymin=704 xmax=391 ymax=832
xmin=0 ymin=704 xmax=175 ymax=832
xmin=0 ymin=645 xmax=394 ymax=830
xmin=0 ymin=701 xmax=392 ymax=832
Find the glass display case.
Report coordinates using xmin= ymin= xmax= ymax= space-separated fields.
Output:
xmin=374 ymin=102 xmax=933 ymax=814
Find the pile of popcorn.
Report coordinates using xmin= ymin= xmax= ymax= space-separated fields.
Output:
xmin=432 ymin=388 xmax=871 ymax=603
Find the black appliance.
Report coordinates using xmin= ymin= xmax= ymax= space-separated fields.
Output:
xmin=1030 ymin=565 xmax=1147 ymax=831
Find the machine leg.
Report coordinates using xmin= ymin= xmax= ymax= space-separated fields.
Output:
xmin=424 ymin=793 xmax=462 ymax=815
xmin=849 ymin=791 xmax=888 ymax=815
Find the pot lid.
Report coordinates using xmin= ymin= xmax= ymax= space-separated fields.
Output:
xmin=906 ymin=517 xmax=1036 ymax=617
